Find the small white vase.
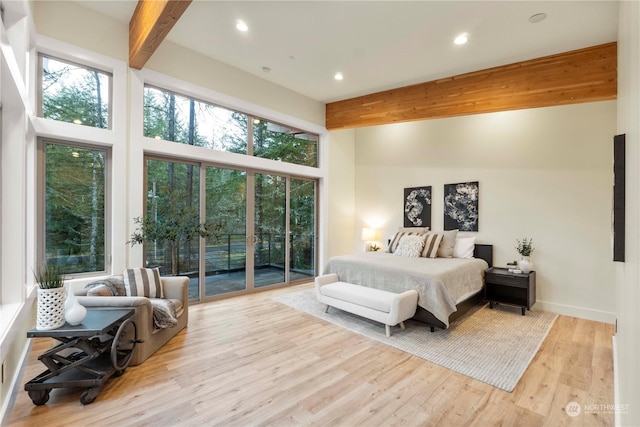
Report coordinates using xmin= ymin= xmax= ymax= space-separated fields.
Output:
xmin=519 ymin=256 xmax=532 ymax=274
xmin=64 ymin=283 xmax=87 ymax=325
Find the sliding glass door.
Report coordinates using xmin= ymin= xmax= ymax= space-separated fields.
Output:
xmin=290 ymin=178 xmax=316 ymax=281
xmin=204 ymin=166 xmax=247 ymax=297
xmin=145 ymin=157 xmax=316 ymax=302
xmin=145 ymin=159 xmax=201 ymax=300
xmin=254 ymin=173 xmax=286 ymax=288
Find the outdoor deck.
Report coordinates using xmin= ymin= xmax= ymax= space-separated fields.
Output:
xmin=188 ymin=267 xmax=313 ymax=300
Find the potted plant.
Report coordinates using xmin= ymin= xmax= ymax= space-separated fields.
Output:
xmin=515 ymin=238 xmax=535 ymax=273
xmin=33 ymin=263 xmax=66 ymax=330
xmin=128 ymin=188 xmax=219 ymax=276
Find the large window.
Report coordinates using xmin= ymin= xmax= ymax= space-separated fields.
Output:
xmin=38 ymin=54 xmax=112 ymax=129
xmin=40 ymin=140 xmax=108 ymax=274
xmin=143 ymin=85 xmax=318 ymax=167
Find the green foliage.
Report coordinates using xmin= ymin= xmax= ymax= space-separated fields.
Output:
xmin=33 ymin=263 xmax=65 ymax=289
xmin=129 ymin=184 xmax=221 ymax=275
xmin=515 ymin=238 xmax=535 ymax=257
xmin=45 ymin=144 xmax=106 ymax=274
xmin=129 ymin=187 xmax=217 ymax=246
xmin=42 ymin=59 xmax=109 ymax=128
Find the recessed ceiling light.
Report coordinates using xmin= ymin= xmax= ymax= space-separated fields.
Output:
xmin=528 ymin=13 xmax=547 ymax=24
xmin=334 ymin=72 xmax=344 ymax=81
xmin=236 ymin=20 xmax=248 ymax=32
xmin=454 ymin=33 xmax=468 ymax=45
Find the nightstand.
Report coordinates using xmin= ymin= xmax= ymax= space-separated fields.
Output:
xmin=484 ymin=267 xmax=536 ymax=315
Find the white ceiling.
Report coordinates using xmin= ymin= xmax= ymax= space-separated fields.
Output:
xmin=77 ymin=0 xmax=618 ymax=103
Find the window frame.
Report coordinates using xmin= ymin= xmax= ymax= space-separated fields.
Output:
xmin=37 ymin=53 xmax=114 ymax=130
xmin=37 ymin=137 xmax=112 ymax=278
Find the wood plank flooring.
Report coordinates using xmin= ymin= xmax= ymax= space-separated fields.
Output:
xmin=8 ymin=283 xmax=614 ymax=426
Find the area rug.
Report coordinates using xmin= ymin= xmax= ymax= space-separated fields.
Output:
xmin=273 ymin=288 xmax=557 ymax=392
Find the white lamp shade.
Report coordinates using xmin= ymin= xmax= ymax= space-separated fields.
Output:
xmin=362 ymin=227 xmax=375 ymax=241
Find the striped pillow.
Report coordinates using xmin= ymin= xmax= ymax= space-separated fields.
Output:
xmin=389 ymin=231 xmax=426 ymax=253
xmin=123 ymin=268 xmax=163 ymax=298
xmin=421 ymin=233 xmax=444 ymax=258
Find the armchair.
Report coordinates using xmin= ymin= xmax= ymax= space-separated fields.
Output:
xmin=75 ymin=276 xmax=189 ymax=365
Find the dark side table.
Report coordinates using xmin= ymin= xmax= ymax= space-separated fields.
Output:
xmin=25 ymin=308 xmax=139 ymax=405
xmin=485 ymin=267 xmax=536 ymax=315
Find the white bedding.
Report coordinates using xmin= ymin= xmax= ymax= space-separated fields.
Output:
xmin=323 ymin=252 xmax=488 ymax=327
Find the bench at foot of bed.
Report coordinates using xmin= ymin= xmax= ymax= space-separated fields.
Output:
xmin=314 ymin=274 xmax=418 ymax=337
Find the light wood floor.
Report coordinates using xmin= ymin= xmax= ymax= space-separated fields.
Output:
xmin=8 ymin=283 xmax=614 ymax=426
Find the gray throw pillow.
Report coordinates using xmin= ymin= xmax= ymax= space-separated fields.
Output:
xmin=437 ymin=229 xmax=459 ymax=258
xmin=106 ymin=275 xmax=126 ymax=296
xmin=87 ymin=284 xmax=115 ymax=296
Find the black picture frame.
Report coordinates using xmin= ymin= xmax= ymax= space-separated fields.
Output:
xmin=444 ymin=181 xmax=479 ymax=231
xmin=613 ymin=134 xmax=625 ymax=262
xmin=404 ymin=186 xmax=432 ymax=228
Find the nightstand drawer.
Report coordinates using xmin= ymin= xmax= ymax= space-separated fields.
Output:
xmin=484 ymin=268 xmax=536 ymax=315
xmin=485 ymin=273 xmax=528 ymax=288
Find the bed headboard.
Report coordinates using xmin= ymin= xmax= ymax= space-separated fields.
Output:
xmin=474 ymin=244 xmax=493 ymax=268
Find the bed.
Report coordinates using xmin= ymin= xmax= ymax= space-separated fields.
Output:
xmin=323 ymin=244 xmax=493 ymax=331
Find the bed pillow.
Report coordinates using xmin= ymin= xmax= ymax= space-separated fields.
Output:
xmin=389 ymin=230 xmax=426 ymax=253
xmin=421 ymin=232 xmax=444 ymax=258
xmin=123 ymin=267 xmax=163 ymax=298
xmin=394 ymin=235 xmax=426 ymax=258
xmin=436 ymin=229 xmax=459 ymax=258
xmin=454 ymin=237 xmax=476 ymax=259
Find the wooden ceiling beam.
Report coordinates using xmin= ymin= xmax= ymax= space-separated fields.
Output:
xmin=129 ymin=0 xmax=192 ymax=69
xmin=326 ymin=42 xmax=617 ymax=130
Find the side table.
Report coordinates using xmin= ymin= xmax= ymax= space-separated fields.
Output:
xmin=485 ymin=267 xmax=536 ymax=315
xmin=25 ymin=308 xmax=139 ymax=405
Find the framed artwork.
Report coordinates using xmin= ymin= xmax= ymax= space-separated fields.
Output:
xmin=613 ymin=134 xmax=625 ymax=262
xmin=444 ymin=181 xmax=479 ymax=231
xmin=404 ymin=186 xmax=431 ymax=228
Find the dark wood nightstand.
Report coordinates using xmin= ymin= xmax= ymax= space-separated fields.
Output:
xmin=484 ymin=267 xmax=536 ymax=315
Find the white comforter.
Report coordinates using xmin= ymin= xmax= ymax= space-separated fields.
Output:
xmin=323 ymin=252 xmax=488 ymax=327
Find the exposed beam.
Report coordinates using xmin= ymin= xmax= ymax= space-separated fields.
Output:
xmin=326 ymin=42 xmax=617 ymax=130
xmin=129 ymin=0 xmax=192 ymax=69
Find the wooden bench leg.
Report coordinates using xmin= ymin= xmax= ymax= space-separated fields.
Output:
xmin=400 ymin=321 xmax=405 ymax=330
xmin=385 ymin=324 xmax=391 ymax=337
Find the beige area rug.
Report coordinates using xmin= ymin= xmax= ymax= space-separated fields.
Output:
xmin=273 ymin=288 xmax=557 ymax=392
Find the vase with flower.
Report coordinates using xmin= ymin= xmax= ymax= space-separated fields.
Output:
xmin=515 ymin=238 xmax=535 ymax=274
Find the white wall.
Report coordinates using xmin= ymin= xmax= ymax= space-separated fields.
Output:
xmin=615 ymin=1 xmax=640 ymax=425
xmin=326 ymin=129 xmax=356 ymax=258
xmin=351 ymin=101 xmax=616 ymax=323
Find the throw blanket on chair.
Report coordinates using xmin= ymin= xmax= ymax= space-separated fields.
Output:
xmin=150 ymin=298 xmax=178 ymax=332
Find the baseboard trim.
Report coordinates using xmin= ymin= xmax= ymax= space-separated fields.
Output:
xmin=612 ymin=335 xmax=620 ymax=427
xmin=534 ymin=300 xmax=616 ymax=324
xmin=1 ymin=339 xmax=32 ymax=426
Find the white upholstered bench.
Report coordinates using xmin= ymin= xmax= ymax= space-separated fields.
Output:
xmin=314 ymin=273 xmax=419 ymax=337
